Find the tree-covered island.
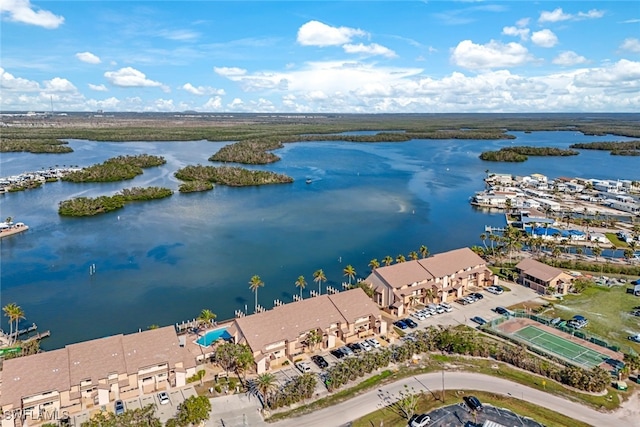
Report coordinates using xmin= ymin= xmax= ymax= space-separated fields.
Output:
xmin=175 ymin=165 xmax=293 ymax=189
xmin=479 ymin=146 xmax=580 ymax=162
xmin=58 ymin=187 xmax=173 ymax=216
xmin=61 ymin=154 xmax=166 ymax=182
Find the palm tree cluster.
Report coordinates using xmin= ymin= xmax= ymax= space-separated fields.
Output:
xmin=369 ymin=245 xmax=430 ymax=271
xmin=2 ymin=303 xmax=25 ymax=345
xmin=212 ymin=342 xmax=254 ymax=379
xmin=268 ymin=372 xmax=317 ymax=409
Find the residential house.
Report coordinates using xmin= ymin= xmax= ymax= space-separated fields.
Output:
xmin=226 ymin=288 xmax=386 ymax=374
xmin=515 ymin=258 xmax=575 ymax=295
xmin=364 ymin=247 xmax=496 ymax=316
xmin=0 ymin=326 xmax=196 ymax=427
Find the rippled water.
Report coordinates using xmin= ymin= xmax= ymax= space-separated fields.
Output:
xmin=1 ymin=131 xmax=637 ymax=349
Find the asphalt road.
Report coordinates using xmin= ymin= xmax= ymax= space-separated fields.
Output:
xmin=271 ymin=372 xmax=627 ymax=427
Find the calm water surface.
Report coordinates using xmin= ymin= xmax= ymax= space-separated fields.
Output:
xmin=0 ymin=131 xmax=637 ymax=349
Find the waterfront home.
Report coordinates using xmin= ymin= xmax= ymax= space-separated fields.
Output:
xmin=226 ymin=288 xmax=386 ymax=374
xmin=364 ymin=247 xmax=496 ymax=317
xmin=515 ymin=258 xmax=574 ymax=295
xmin=0 ymin=326 xmax=196 ymax=427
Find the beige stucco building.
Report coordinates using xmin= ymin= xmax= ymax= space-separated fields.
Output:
xmin=365 ymin=247 xmax=496 ymax=316
xmin=0 ymin=326 xmax=196 ymax=427
xmin=515 ymin=258 xmax=574 ymax=295
xmin=226 ymin=288 xmax=387 ymax=374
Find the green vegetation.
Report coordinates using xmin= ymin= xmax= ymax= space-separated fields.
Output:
xmin=352 ymin=389 xmax=593 ymax=427
xmin=209 ymin=138 xmax=284 ymax=164
xmin=7 ymin=180 xmax=43 ymax=192
xmin=480 ymin=146 xmax=579 ymax=162
xmin=606 ymin=232 xmax=630 ymax=248
xmin=175 ymin=164 xmax=293 ymax=187
xmin=570 ymin=140 xmax=640 ymax=155
xmin=0 ymin=138 xmax=73 ymax=153
xmin=62 ymin=154 xmax=166 ymax=182
xmin=81 ymin=404 xmax=161 ymax=427
xmin=166 ymin=395 xmax=212 ymax=427
xmin=543 ymin=283 xmax=640 ymax=351
xmin=58 ymin=186 xmax=173 ymax=216
xmin=178 ymin=180 xmax=214 ymax=193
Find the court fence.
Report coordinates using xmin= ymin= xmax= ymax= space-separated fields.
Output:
xmin=485 ymin=309 xmax=637 ymax=357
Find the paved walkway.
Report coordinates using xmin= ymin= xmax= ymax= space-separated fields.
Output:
xmin=206 ymin=393 xmax=266 ymax=427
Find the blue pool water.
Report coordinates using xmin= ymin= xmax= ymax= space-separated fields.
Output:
xmin=196 ymin=328 xmax=231 ymax=346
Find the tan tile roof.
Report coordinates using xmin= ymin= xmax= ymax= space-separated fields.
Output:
xmin=1 ymin=348 xmax=70 ymax=407
xmin=234 ymin=288 xmax=381 ymax=353
xmin=122 ymin=326 xmax=196 ymax=372
xmin=516 ymin=258 xmax=564 ymax=282
xmin=67 ymin=335 xmax=126 ymax=384
xmin=417 ymin=247 xmax=486 ymax=278
xmin=0 ymin=326 xmax=194 ymax=408
xmin=372 ymin=262 xmax=434 ymax=289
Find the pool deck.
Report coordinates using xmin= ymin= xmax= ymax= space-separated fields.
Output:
xmin=181 ymin=321 xmax=235 ymax=362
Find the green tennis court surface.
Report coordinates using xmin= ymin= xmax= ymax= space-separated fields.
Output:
xmin=513 ymin=325 xmax=609 ymax=368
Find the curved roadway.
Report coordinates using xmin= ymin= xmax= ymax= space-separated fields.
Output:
xmin=272 ymin=372 xmax=626 ymax=427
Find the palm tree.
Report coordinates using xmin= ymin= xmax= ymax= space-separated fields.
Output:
xmin=396 ymin=254 xmax=406 ymax=263
xmin=368 ymin=258 xmax=380 ymax=271
xmin=479 ymin=233 xmax=488 ymax=251
xmin=4 ymin=217 xmax=12 ymax=225
xmin=383 ymin=255 xmax=394 ymax=266
xmin=197 ymin=309 xmax=217 ymax=328
xmin=343 ymin=265 xmax=356 ymax=285
xmin=313 ymin=269 xmax=326 ymax=295
xmin=592 ymin=246 xmax=602 ymax=262
xmin=408 ymin=251 xmax=419 ymax=261
xmin=295 ymin=275 xmax=307 ymax=298
xmin=255 ymin=373 xmax=277 ymax=408
xmin=419 ymin=245 xmax=429 ymax=259
xmin=2 ymin=303 xmax=24 ymax=344
xmin=249 ymin=275 xmax=264 ymax=313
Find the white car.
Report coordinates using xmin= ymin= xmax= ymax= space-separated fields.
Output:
xmin=412 ymin=311 xmax=427 ymax=320
xmin=295 ymin=361 xmax=312 ymax=373
xmin=439 ymin=302 xmax=453 ymax=312
xmin=366 ymin=338 xmax=381 ymax=348
xmin=359 ymin=340 xmax=373 ymax=351
xmin=410 ymin=413 xmax=431 ymax=427
xmin=435 ymin=305 xmax=446 ymax=314
xmin=157 ymin=392 xmax=170 ymax=405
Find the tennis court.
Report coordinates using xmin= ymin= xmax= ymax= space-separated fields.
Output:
xmin=513 ymin=325 xmax=610 ymax=368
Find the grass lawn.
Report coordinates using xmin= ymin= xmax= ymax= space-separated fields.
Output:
xmin=352 ymin=389 xmax=593 ymax=427
xmin=543 ymin=284 xmax=640 ymax=352
xmin=606 ymin=232 xmax=629 ymax=248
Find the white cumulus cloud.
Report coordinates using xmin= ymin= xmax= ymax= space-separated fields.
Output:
xmin=104 ymin=67 xmax=163 ymax=88
xmin=502 ymin=26 xmax=530 ymax=41
xmin=75 ymin=52 xmax=101 ymax=64
xmin=0 ymin=0 xmax=64 ymax=29
xmin=203 ymin=96 xmax=223 ymax=110
xmin=342 ymin=43 xmax=397 ymax=58
xmin=213 ymin=67 xmax=247 ymax=77
xmin=531 ymin=29 xmax=558 ymax=48
xmin=451 ymin=40 xmax=534 ymax=70
xmin=88 ymin=83 xmax=108 ymax=92
xmin=181 ymin=83 xmax=225 ymax=96
xmin=0 ymin=67 xmax=40 ymax=91
xmin=539 ymin=8 xmax=604 ymax=23
xmin=552 ymin=51 xmax=588 ymax=66
xmin=43 ymin=77 xmax=76 ymax=92
xmin=297 ymin=20 xmax=367 ymax=47
xmin=620 ymin=38 xmax=640 ymax=53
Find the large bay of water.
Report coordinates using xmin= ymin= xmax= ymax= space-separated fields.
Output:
xmin=1 ymin=131 xmax=637 ymax=349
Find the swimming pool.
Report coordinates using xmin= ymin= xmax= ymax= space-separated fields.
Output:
xmin=196 ymin=328 xmax=232 ymax=347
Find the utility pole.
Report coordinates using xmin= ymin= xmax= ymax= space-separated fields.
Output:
xmin=441 ymin=368 xmax=445 ymax=403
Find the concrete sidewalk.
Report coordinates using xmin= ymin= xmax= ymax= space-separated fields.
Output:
xmin=205 ymin=393 xmax=266 ymax=427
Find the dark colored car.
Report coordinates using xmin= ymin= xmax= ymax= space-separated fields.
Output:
xmin=470 ymin=316 xmax=487 ymax=325
xmin=311 ymin=355 xmax=329 ymax=369
xmin=494 ymin=306 xmax=510 ymax=315
xmin=463 ymin=395 xmax=483 ymax=412
xmin=471 ymin=292 xmax=484 ymax=300
xmin=330 ymin=348 xmax=346 ymax=359
xmin=394 ymin=320 xmax=408 ymax=329
xmin=114 ymin=400 xmax=125 ymax=416
xmin=347 ymin=342 xmax=363 ymax=353
xmin=404 ymin=318 xmax=418 ymax=328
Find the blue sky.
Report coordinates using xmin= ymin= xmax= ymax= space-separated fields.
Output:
xmin=1 ymin=1 xmax=639 ymax=113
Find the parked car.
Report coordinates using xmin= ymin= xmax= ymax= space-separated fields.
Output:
xmin=464 ymin=296 xmax=476 ymax=304
xmin=340 ymin=345 xmax=354 ymax=357
xmin=394 ymin=320 xmax=408 ymax=329
xmin=470 ymin=316 xmax=487 ymax=325
xmin=347 ymin=342 xmax=363 ymax=353
xmin=463 ymin=395 xmax=483 ymax=412
xmin=456 ymin=298 xmax=469 ymax=306
xmin=157 ymin=392 xmax=170 ymax=405
xmin=366 ymin=338 xmax=381 ymax=348
xmin=435 ymin=305 xmax=446 ymax=314
xmin=412 ymin=311 xmax=427 ymax=321
xmin=114 ymin=400 xmax=125 ymax=415
xmin=295 ymin=361 xmax=312 ymax=373
xmin=440 ymin=302 xmax=453 ymax=312
xmin=359 ymin=340 xmax=373 ymax=351
xmin=410 ymin=413 xmax=431 ymax=427
xmin=487 ymin=286 xmax=504 ymax=295
xmin=331 ymin=348 xmax=346 ymax=359
xmin=471 ymin=292 xmax=484 ymax=300
xmin=404 ymin=318 xmax=418 ymax=328
xmin=311 ymin=355 xmax=329 ymax=368
xmin=569 ymin=315 xmax=588 ymax=329
xmin=494 ymin=306 xmax=511 ymax=316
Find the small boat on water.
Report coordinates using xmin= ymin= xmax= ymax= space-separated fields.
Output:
xmin=306 ymin=178 xmax=312 ymax=184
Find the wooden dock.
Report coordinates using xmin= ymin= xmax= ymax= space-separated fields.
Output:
xmin=22 ymin=330 xmax=50 ymax=343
